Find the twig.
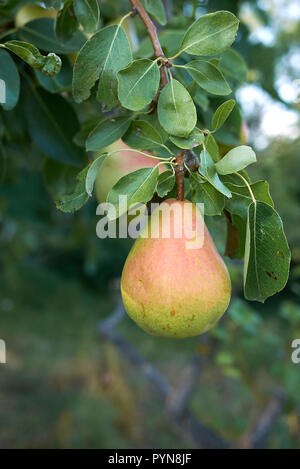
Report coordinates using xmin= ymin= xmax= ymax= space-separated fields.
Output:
xmin=98 ymin=299 xmax=229 ymax=449
xmin=129 ymin=0 xmax=169 ymax=88
xmin=175 ymin=151 xmax=185 ymax=201
xmin=166 ymin=335 xmax=211 ymax=418
xmin=239 ymin=390 xmax=287 ymax=449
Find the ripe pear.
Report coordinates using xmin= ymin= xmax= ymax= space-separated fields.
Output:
xmin=95 ymin=139 xmax=162 ymax=203
xmin=121 ymin=199 xmax=231 ymax=338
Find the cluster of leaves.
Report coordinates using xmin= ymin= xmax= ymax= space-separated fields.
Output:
xmin=0 ymin=1 xmax=290 ymax=303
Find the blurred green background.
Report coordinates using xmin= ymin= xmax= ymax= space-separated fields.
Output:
xmin=0 ymin=0 xmax=300 ymax=449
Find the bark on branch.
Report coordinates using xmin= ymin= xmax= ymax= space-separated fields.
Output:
xmin=129 ymin=0 xmax=169 ymax=87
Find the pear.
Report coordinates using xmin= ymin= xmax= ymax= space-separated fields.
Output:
xmin=121 ymin=199 xmax=231 ymax=338
xmin=95 ymin=139 xmax=162 ymax=203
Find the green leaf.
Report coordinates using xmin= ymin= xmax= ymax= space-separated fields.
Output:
xmin=73 ymin=117 xmax=101 ymax=147
xmin=244 ymin=201 xmax=290 ymax=302
xmin=184 ymin=60 xmax=231 ymax=95
xmin=56 ymin=166 xmax=89 ymax=213
xmin=123 ymin=120 xmax=164 ymax=151
xmin=226 ymin=181 xmax=274 ymax=219
xmin=86 ymin=115 xmax=132 ymax=151
xmin=136 ymin=30 xmax=185 ymax=59
xmin=4 ymin=41 xmax=62 ymax=76
xmin=0 ymin=48 xmax=20 ymax=111
xmin=74 ymin=0 xmax=100 ymax=34
xmin=219 ymin=48 xmax=248 ymax=83
xmin=204 ymin=134 xmax=220 ymax=162
xmin=156 ymin=170 xmax=175 ymax=197
xmin=229 ymin=213 xmax=247 ymax=259
xmin=212 ymin=99 xmax=235 ymax=131
xmin=170 ymin=128 xmax=204 ymax=149
xmin=193 ymin=87 xmax=209 ymax=111
xmin=118 ymin=59 xmax=160 ymax=111
xmin=35 ymin=57 xmax=72 ymax=93
xmin=143 ymin=0 xmax=167 ymax=25
xmin=55 ymin=153 xmax=108 ymax=211
xmin=178 ymin=11 xmax=239 ymax=57
xmin=221 ymin=172 xmax=251 ymax=186
xmin=18 ymin=18 xmax=85 ymax=54
xmin=85 ymin=153 xmax=108 ymax=196
xmin=25 ymin=88 xmax=85 ymax=166
xmin=215 ymin=145 xmax=256 ymax=175
xmin=198 ymin=150 xmax=232 ymax=198
xmin=44 ymin=158 xmax=79 ymax=199
xmin=56 ymin=0 xmax=79 ymax=43
xmin=107 ymin=166 xmax=159 ymax=220
xmin=190 ymin=173 xmax=225 ymax=216
xmin=157 ymin=79 xmax=197 ymax=137
xmin=73 ymin=24 xmax=132 ymax=110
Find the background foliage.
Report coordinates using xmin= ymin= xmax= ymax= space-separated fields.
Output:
xmin=0 ymin=0 xmax=299 ymax=449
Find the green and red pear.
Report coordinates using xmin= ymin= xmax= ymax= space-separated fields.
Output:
xmin=121 ymin=199 xmax=231 ymax=338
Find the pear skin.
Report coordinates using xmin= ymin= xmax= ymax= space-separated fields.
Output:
xmin=121 ymin=199 xmax=231 ymax=338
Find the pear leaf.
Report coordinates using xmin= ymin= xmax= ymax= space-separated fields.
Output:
xmin=18 ymin=18 xmax=85 ymax=54
xmin=143 ymin=0 xmax=167 ymax=25
xmin=4 ymin=41 xmax=62 ymax=76
xmin=178 ymin=11 xmax=239 ymax=57
xmin=86 ymin=116 xmax=133 ymax=151
xmin=73 ymin=24 xmax=132 ymax=109
xmin=190 ymin=173 xmax=225 ymax=216
xmin=185 ymin=60 xmax=231 ymax=95
xmin=156 ymin=170 xmax=175 ymax=198
xmin=74 ymin=0 xmax=100 ymax=34
xmin=226 ymin=181 xmax=273 ymax=219
xmin=0 ymin=49 xmax=20 ymax=111
xmin=170 ymin=128 xmax=204 ymax=149
xmin=216 ymin=146 xmax=256 ymax=175
xmin=107 ymin=167 xmax=160 ymax=220
xmin=118 ymin=59 xmax=160 ymax=111
xmin=56 ymin=0 xmax=79 ymax=43
xmin=123 ymin=120 xmax=165 ymax=151
xmin=204 ymin=134 xmax=220 ymax=162
xmin=198 ymin=150 xmax=232 ymax=198
xmin=158 ymin=79 xmax=197 ymax=137
xmin=219 ymin=48 xmax=248 ymax=83
xmin=56 ymin=166 xmax=89 ymax=213
xmin=244 ymin=202 xmax=290 ymax=302
xmin=85 ymin=153 xmax=108 ymax=196
xmin=212 ymin=99 xmax=235 ymax=131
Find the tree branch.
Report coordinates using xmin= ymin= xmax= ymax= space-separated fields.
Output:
xmin=98 ymin=297 xmax=229 ymax=449
xmin=129 ymin=0 xmax=169 ymax=88
xmin=175 ymin=151 xmax=185 ymax=201
xmin=239 ymin=390 xmax=287 ymax=449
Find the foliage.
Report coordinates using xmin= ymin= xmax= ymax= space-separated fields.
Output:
xmin=0 ymin=0 xmax=291 ymax=304
xmin=0 ymin=0 xmax=299 ymax=449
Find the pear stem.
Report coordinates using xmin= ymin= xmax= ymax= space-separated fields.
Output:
xmin=175 ymin=152 xmax=185 ymax=201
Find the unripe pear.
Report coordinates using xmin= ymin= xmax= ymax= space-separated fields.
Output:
xmin=95 ymin=139 xmax=162 ymax=203
xmin=121 ymin=199 xmax=231 ymax=338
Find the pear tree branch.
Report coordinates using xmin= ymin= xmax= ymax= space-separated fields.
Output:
xmin=98 ymin=295 xmax=287 ymax=449
xmin=129 ymin=0 xmax=169 ymax=88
